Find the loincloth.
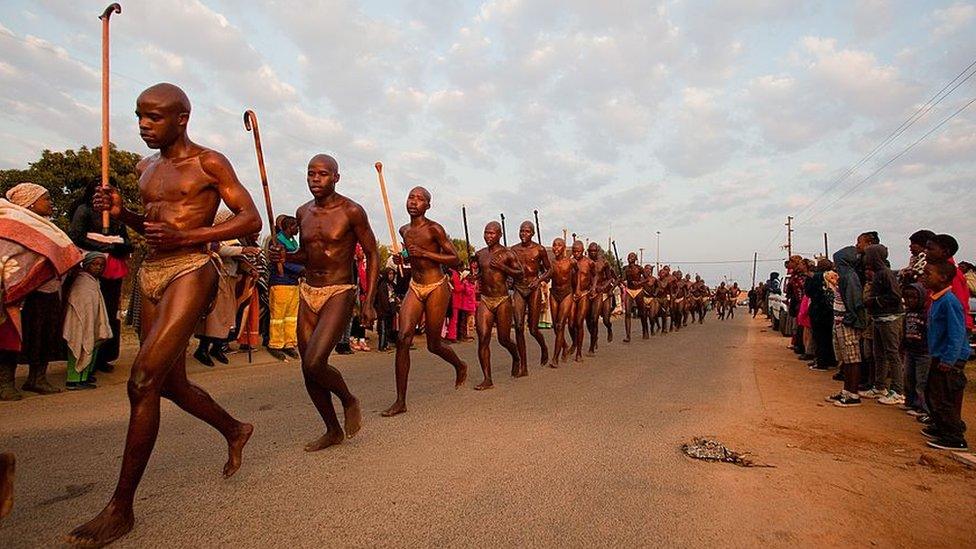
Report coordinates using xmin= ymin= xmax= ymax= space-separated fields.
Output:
xmin=480 ymin=294 xmax=510 ymax=313
xmin=550 ymin=286 xmax=572 ymax=305
xmin=299 ymin=281 xmax=356 ymax=314
xmin=513 ymin=278 xmax=538 ymax=298
xmin=139 ymin=252 xmax=217 ymax=304
xmin=409 ymin=275 xmax=448 ymax=302
xmin=625 ymin=287 xmax=643 ymax=299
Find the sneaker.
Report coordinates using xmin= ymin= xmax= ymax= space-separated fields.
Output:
xmin=917 ymin=414 xmax=934 ymax=425
xmin=878 ymin=391 xmax=906 ymax=406
xmin=920 ymin=426 xmax=942 ymax=440
xmin=282 ymin=348 xmax=300 ymax=359
xmin=809 ymin=364 xmax=830 ymax=371
xmin=898 ymin=403 xmax=913 ymax=411
xmin=926 ymin=438 xmax=969 ymax=451
xmin=266 ymin=347 xmax=288 ymax=361
xmin=834 ymin=394 xmax=862 ymax=407
xmin=858 ymin=387 xmax=884 ymax=399
xmin=832 ymin=371 xmax=844 ymax=381
xmin=824 ymin=392 xmax=845 ymax=402
xmin=906 ymin=408 xmax=923 ymax=417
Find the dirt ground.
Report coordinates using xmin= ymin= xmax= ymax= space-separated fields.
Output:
xmin=735 ymin=316 xmax=976 ymax=546
xmin=1 ymin=314 xmax=974 ymax=547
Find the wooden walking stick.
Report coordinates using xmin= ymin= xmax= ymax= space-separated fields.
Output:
xmin=533 ymin=209 xmax=542 ymax=245
xmin=500 ymin=213 xmax=507 ymax=246
xmin=374 ymin=162 xmax=403 ymax=270
xmin=462 ymin=205 xmax=472 ymax=265
xmin=99 ymin=3 xmax=121 ymax=234
xmin=243 ymin=109 xmax=282 ymax=275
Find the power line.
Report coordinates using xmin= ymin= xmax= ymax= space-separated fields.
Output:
xmin=803 ymin=94 xmax=976 ymax=224
xmin=794 ymin=55 xmax=976 ymax=222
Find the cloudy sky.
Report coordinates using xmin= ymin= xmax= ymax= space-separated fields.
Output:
xmin=1 ymin=0 xmax=974 ymax=284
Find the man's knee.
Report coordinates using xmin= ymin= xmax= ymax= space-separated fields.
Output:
xmin=127 ymin=370 xmax=166 ymax=400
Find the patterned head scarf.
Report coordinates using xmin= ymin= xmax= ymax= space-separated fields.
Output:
xmin=5 ymin=182 xmax=48 ymax=208
xmin=82 ymin=251 xmax=106 ymax=267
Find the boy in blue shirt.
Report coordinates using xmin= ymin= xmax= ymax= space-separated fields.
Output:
xmin=921 ymin=261 xmax=972 ymax=450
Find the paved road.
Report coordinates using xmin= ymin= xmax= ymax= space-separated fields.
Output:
xmin=1 ymin=315 xmax=790 ymax=547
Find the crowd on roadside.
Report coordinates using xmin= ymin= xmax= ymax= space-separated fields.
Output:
xmin=750 ymin=230 xmax=974 ymax=451
xmin=0 ymin=183 xmax=488 ymax=400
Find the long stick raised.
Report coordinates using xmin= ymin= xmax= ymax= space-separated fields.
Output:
xmin=243 ymin=110 xmax=282 ymax=274
xmin=462 ymin=205 xmax=472 ymax=265
xmin=99 ymin=3 xmax=121 ymax=234
xmin=374 ymin=162 xmax=402 ymax=261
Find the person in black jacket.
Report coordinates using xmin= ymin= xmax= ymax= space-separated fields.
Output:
xmin=373 ymin=268 xmax=398 ymax=352
xmin=863 ymin=244 xmax=905 ymax=405
xmin=67 ymin=182 xmax=133 ymax=374
xmin=806 ymin=259 xmax=836 ymax=371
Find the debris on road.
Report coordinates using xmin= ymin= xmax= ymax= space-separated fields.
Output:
xmin=681 ymin=437 xmax=774 ymax=468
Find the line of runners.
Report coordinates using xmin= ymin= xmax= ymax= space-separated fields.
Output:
xmin=65 ymin=83 xmax=740 ymax=547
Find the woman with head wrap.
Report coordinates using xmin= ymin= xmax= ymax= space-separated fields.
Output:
xmin=193 ymin=210 xmax=246 ymax=366
xmin=2 ymin=183 xmax=74 ymax=396
xmin=63 ymin=252 xmax=112 ymax=389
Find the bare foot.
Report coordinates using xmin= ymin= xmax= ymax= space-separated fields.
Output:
xmin=622 ymin=337 xmax=630 ymax=343
xmin=548 ymin=361 xmax=560 ymax=369
xmin=474 ymin=380 xmax=494 ymax=391
xmin=607 ymin=330 xmax=613 ymax=342
xmin=223 ymin=423 xmax=253 ymax=478
xmin=539 ymin=351 xmax=549 ymax=365
xmin=382 ymin=399 xmax=408 ymax=417
xmin=455 ymin=362 xmax=468 ymax=389
xmin=343 ymin=398 xmax=362 ymax=438
xmin=304 ymin=431 xmax=345 ymax=452
xmin=0 ymin=453 xmax=14 ymax=520
xmin=66 ymin=502 xmax=134 ymax=548
xmin=514 ymin=368 xmax=528 ymax=378
xmin=586 ymin=350 xmax=596 ymax=357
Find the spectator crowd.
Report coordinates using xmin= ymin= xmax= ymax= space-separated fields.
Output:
xmin=751 ymin=230 xmax=974 ymax=452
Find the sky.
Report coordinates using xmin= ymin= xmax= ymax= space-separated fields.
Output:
xmin=1 ymin=0 xmax=975 ymax=285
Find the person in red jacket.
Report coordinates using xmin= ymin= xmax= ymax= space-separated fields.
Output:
xmin=926 ymin=234 xmax=972 ymax=333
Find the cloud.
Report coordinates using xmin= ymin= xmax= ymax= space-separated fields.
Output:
xmin=657 ymin=87 xmax=739 ymax=177
xmin=932 ymin=2 xmax=976 ymax=37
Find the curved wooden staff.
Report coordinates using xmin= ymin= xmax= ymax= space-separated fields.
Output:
xmin=374 ymin=162 xmax=403 ymax=274
xmin=99 ymin=3 xmax=121 ymax=234
xmin=243 ymin=110 xmax=282 ymax=274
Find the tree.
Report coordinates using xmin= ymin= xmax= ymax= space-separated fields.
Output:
xmin=451 ymin=237 xmax=474 ymax=266
xmin=0 ymin=144 xmax=143 ymax=230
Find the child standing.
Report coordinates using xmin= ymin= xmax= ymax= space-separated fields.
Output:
xmin=63 ymin=252 xmax=112 ymax=390
xmin=901 ymin=284 xmax=929 ymax=418
xmin=921 ymin=261 xmax=971 ymax=450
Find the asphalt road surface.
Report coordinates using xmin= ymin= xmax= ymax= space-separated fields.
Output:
xmin=1 ymin=314 xmax=971 ymax=547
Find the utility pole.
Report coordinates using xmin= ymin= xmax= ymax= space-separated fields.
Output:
xmin=785 ymin=216 xmax=794 ymax=258
xmin=751 ymin=252 xmax=758 ymax=288
xmin=655 ymin=231 xmax=661 ymax=270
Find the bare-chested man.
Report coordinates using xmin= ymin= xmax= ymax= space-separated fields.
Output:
xmin=510 ymin=221 xmax=552 ymax=374
xmin=728 ymin=282 xmax=740 ymax=318
xmin=642 ymin=265 xmax=662 ymax=335
xmin=70 ymin=84 xmax=259 ymax=547
xmin=473 ymin=222 xmax=523 ymax=389
xmin=382 ymin=187 xmax=467 ymax=416
xmin=620 ymin=252 xmax=647 ymax=342
xmin=569 ymin=241 xmax=597 ymax=362
xmin=715 ymin=282 xmax=729 ymax=320
xmin=548 ymin=238 xmax=576 ymax=368
xmin=271 ymin=154 xmax=375 ymax=450
xmin=586 ymin=243 xmax=616 ymax=354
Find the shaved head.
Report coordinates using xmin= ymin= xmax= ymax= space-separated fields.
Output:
xmin=409 ymin=186 xmax=431 ymax=202
xmin=309 ymin=154 xmax=339 ymax=172
xmin=138 ymin=83 xmax=191 ymax=113
xmin=485 ymin=221 xmax=502 ymax=232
